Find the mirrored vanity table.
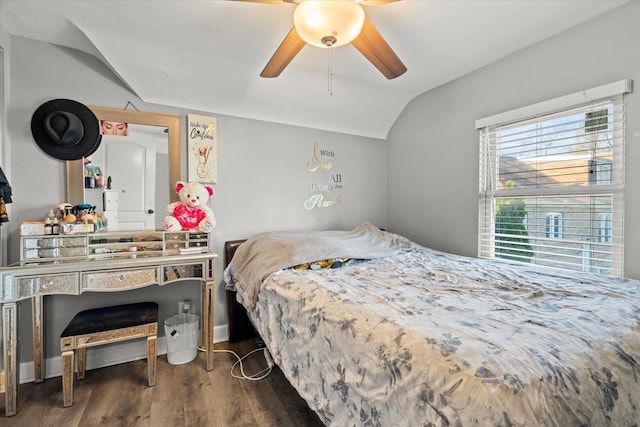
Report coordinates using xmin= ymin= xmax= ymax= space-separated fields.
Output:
xmin=1 ymin=230 xmax=218 ymax=416
xmin=0 ymin=104 xmax=214 ymax=416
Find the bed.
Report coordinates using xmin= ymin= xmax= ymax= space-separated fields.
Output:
xmin=223 ymin=222 xmax=640 ymax=426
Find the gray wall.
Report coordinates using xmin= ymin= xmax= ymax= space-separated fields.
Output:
xmin=387 ymin=2 xmax=640 ymax=279
xmin=4 ymin=36 xmax=386 ymax=367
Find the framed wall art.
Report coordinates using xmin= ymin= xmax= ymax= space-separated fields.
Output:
xmin=187 ymin=114 xmax=217 ymax=183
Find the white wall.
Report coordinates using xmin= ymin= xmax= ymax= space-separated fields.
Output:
xmin=4 ymin=35 xmax=386 ymax=370
xmin=387 ymin=2 xmax=640 ymax=278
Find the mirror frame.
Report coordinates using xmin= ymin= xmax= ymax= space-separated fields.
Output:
xmin=87 ymin=106 xmax=181 ymax=203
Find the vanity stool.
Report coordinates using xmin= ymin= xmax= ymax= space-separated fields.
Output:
xmin=59 ymin=301 xmax=158 ymax=407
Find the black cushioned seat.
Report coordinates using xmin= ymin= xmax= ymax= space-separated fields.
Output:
xmin=61 ymin=302 xmax=158 ymax=337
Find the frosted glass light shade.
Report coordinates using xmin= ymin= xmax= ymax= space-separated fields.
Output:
xmin=293 ymin=1 xmax=365 ymax=48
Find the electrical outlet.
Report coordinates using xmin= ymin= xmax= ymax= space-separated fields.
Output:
xmin=178 ymin=299 xmax=192 ymax=314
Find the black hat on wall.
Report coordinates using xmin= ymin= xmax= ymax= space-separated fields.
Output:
xmin=31 ymin=99 xmax=102 ymax=160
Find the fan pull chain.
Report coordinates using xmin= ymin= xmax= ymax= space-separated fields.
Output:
xmin=327 ymin=44 xmax=333 ymax=96
xmin=321 ymin=36 xmax=337 ymax=96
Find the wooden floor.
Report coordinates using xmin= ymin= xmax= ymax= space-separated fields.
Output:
xmin=2 ymin=340 xmax=325 ymax=427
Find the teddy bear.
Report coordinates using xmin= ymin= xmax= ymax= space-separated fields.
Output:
xmin=163 ymin=181 xmax=216 ymax=233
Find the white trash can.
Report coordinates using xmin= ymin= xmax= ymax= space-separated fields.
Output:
xmin=164 ymin=313 xmax=199 ymax=365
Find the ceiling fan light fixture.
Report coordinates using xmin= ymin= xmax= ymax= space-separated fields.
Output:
xmin=293 ymin=1 xmax=365 ymax=48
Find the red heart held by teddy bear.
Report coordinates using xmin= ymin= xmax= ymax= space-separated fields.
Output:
xmin=173 ymin=204 xmax=207 ymax=229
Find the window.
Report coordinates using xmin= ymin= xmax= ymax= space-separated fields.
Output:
xmin=545 ymin=213 xmax=563 ymax=239
xmin=477 ymin=81 xmax=629 ymax=276
xmin=589 ymin=158 xmax=612 ymax=185
xmin=599 ymin=213 xmax=612 ymax=243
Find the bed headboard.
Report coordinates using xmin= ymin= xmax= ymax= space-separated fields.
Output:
xmin=224 ymin=239 xmax=247 ymax=269
xmin=223 ymin=239 xmax=254 ymax=343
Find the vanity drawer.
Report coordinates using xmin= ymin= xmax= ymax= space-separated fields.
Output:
xmin=163 ymin=263 xmax=204 ymax=282
xmin=165 ymin=233 xmax=187 ymax=242
xmin=23 ymin=246 xmax=87 ymax=259
xmin=82 ymin=268 xmax=159 ymax=291
xmin=188 ymin=239 xmax=208 ymax=248
xmin=17 ymin=273 xmax=79 ymax=297
xmin=165 ymin=240 xmax=188 ymax=250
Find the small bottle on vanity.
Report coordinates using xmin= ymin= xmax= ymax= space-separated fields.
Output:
xmin=51 ymin=218 xmax=60 ymax=235
xmin=44 ymin=218 xmax=53 ymax=235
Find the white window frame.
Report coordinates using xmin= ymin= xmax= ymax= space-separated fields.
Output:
xmin=477 ymin=80 xmax=631 ymax=276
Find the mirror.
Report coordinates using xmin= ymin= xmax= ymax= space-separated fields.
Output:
xmin=66 ymin=106 xmax=181 ymax=230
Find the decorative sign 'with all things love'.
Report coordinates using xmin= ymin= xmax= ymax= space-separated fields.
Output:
xmin=305 ymin=142 xmax=343 ymax=210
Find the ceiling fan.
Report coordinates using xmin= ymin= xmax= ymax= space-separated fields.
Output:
xmin=236 ymin=0 xmax=407 ymax=79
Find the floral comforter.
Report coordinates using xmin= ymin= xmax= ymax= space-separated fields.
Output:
xmin=244 ymin=245 xmax=640 ymax=426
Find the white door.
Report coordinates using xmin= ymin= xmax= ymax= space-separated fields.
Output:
xmin=94 ymin=134 xmax=156 ymax=230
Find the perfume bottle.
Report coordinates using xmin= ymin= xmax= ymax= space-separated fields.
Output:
xmin=52 ymin=217 xmax=60 ymax=235
xmin=44 ymin=218 xmax=53 ymax=235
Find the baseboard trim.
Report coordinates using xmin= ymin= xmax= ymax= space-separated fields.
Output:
xmin=19 ymin=324 xmax=229 ymax=384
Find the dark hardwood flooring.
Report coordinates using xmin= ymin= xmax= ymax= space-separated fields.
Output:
xmin=2 ymin=340 xmax=325 ymax=426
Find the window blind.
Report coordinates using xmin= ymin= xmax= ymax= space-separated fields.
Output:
xmin=478 ymin=95 xmax=626 ymax=276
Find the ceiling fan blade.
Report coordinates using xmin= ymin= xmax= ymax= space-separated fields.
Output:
xmin=260 ymin=27 xmax=307 ymax=78
xmin=351 ymin=18 xmax=407 ymax=79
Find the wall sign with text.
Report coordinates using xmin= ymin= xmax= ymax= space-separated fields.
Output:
xmin=305 ymin=142 xmax=343 ymax=210
xmin=187 ymin=114 xmax=217 ymax=183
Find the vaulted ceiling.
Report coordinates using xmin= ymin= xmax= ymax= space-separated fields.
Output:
xmin=1 ymin=0 xmax=627 ymax=139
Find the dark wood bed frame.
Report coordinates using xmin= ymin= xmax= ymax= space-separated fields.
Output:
xmin=224 ymin=239 xmax=257 ymax=343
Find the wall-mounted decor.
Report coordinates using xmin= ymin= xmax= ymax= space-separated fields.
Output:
xmin=187 ymin=114 xmax=217 ymax=183
xmin=99 ymin=120 xmax=128 ymax=136
xmin=304 ymin=141 xmax=343 ymax=210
